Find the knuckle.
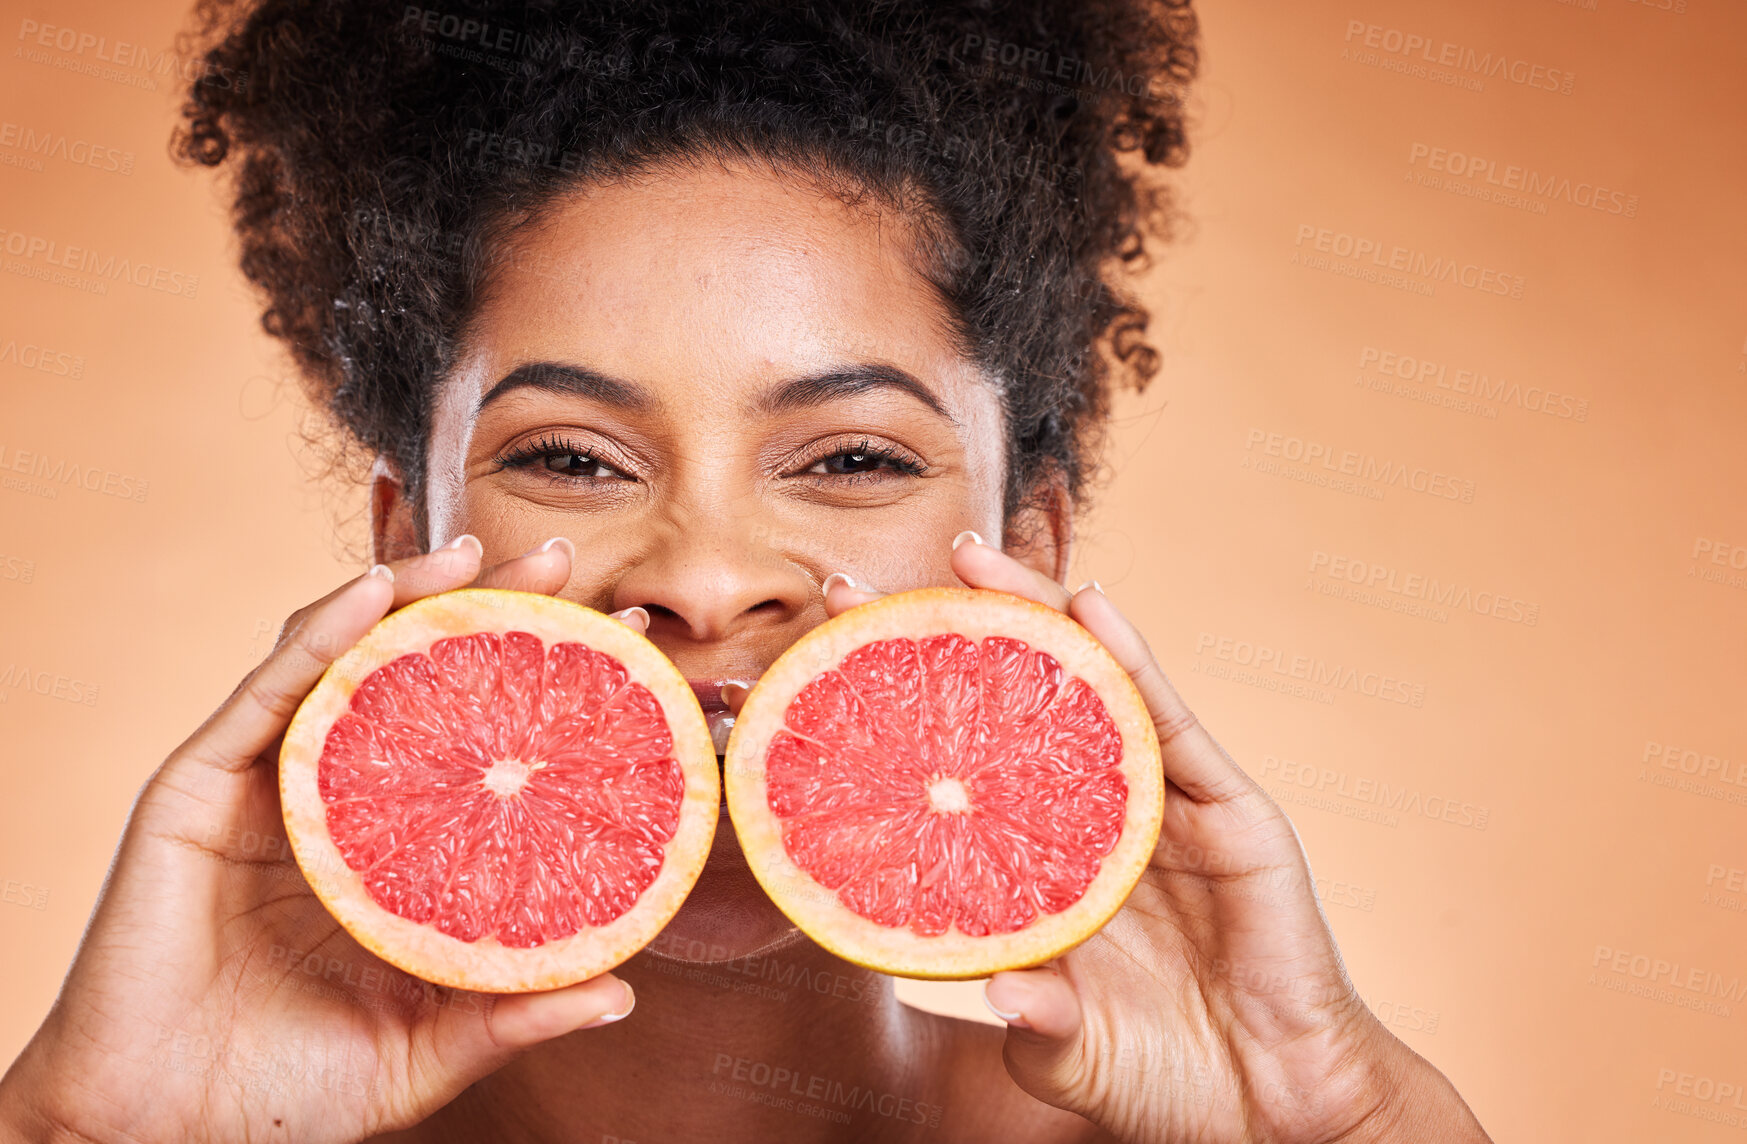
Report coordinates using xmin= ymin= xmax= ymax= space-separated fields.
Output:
xmin=267 ymin=613 xmax=308 ymax=654
xmin=1128 ymin=655 xmax=1171 ymax=694
xmin=173 ymin=734 xmax=249 ymax=776
xmin=240 ymin=670 xmax=306 ymax=726
xmin=285 ymin=616 xmax=353 ymax=666
xmin=425 ymin=545 xmax=476 ymax=576
xmin=1152 ymin=703 xmax=1201 ymax=748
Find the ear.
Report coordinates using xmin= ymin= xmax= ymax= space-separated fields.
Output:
xmin=1002 ymin=467 xmax=1074 ymax=586
xmin=370 ymin=455 xmax=422 ymax=564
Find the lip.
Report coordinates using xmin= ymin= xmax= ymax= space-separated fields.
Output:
xmin=688 ymin=679 xmax=743 ymax=758
xmin=689 ymin=680 xmax=729 ymax=714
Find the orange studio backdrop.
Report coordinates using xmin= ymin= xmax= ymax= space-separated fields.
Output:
xmin=2 ymin=1 xmax=1744 ymax=1140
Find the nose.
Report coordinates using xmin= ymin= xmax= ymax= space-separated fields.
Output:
xmin=608 ymin=513 xmax=812 ymax=646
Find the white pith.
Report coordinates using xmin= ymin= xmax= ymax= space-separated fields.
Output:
xmin=481 ymin=757 xmax=543 ymax=798
xmin=926 ymin=775 xmax=971 ymax=814
xmin=280 ymin=589 xmax=719 ymax=994
xmin=724 ymin=587 xmax=1164 ymax=981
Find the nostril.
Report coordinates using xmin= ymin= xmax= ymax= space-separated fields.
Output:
xmin=620 ymin=597 xmax=792 ymax=640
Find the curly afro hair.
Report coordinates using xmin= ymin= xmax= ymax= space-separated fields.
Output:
xmin=175 ymin=0 xmax=1198 ymax=541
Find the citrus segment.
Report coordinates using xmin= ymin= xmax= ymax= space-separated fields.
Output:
xmin=281 ymin=589 xmax=717 ymax=993
xmin=725 ymin=588 xmax=1162 ymax=980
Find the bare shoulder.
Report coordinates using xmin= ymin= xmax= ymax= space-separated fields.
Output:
xmin=919 ymin=1007 xmax=1113 ymax=1144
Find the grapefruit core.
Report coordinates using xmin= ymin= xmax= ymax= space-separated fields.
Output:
xmin=724 ymin=588 xmax=1162 ymax=980
xmin=280 ymin=589 xmax=718 ymax=993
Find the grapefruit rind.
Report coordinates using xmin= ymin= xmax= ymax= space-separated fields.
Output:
xmin=280 ymin=588 xmax=719 ymax=993
xmin=724 ymin=587 xmax=1162 ymax=980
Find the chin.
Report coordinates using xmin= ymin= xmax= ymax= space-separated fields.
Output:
xmin=640 ymin=802 xmax=804 ymax=964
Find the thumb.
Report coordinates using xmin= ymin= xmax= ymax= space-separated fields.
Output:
xmin=410 ymin=973 xmax=634 ymax=1106
xmin=984 ymin=965 xmax=1087 ymax=1106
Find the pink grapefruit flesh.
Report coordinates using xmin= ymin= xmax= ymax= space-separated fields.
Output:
xmin=280 ymin=588 xmax=718 ymax=992
xmin=725 ymin=588 xmax=1162 ymax=979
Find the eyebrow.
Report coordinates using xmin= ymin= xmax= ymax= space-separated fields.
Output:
xmin=475 ymin=361 xmax=655 ymax=417
xmin=476 ymin=360 xmax=956 ymax=424
xmin=758 ymin=363 xmax=955 ymax=424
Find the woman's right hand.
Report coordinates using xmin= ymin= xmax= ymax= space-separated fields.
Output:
xmin=0 ymin=537 xmax=636 ymax=1144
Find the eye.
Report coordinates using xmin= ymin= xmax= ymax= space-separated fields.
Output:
xmin=494 ymin=433 xmax=634 ymax=482
xmin=809 ymin=450 xmax=901 ymax=476
xmin=540 ymin=451 xmax=624 ymax=479
xmin=800 ymin=440 xmax=928 ymax=480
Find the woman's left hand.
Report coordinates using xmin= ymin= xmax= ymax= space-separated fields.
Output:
xmin=824 ymin=533 xmax=1494 ymax=1144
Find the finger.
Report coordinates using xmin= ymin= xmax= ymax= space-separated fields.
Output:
xmin=174 ymin=536 xmax=576 ymax=780
xmin=177 ymin=566 xmax=399 ymax=773
xmin=1068 ymin=583 xmax=1252 ymax=804
xmin=484 ymin=975 xmax=635 ymax=1043
xmin=384 ymin=534 xmax=486 ymax=605
xmin=949 ymin=531 xmax=1073 ymax=612
xmin=984 ymin=967 xmax=1086 ymax=1105
xmin=719 ymin=678 xmax=758 ymax=717
xmin=250 ymin=536 xmax=484 ymax=651
xmin=473 ymin=536 xmax=575 ymax=596
xmin=412 ymin=975 xmax=634 ymax=1113
xmin=609 ymin=606 xmax=651 ymax=635
xmin=182 ymin=532 xmax=499 ymax=774
xmin=821 ymin=571 xmax=885 ymax=618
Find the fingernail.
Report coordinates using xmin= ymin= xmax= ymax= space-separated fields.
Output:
xmin=982 ymin=987 xmax=1027 ymax=1027
xmin=720 ymin=680 xmax=756 ymax=711
xmin=821 ymin=572 xmax=858 ymax=595
xmin=439 ymin=533 xmax=483 ymax=556
xmin=1074 ymin=580 xmax=1104 ymax=596
xmin=609 ymin=606 xmax=649 ymax=628
xmin=367 ymin=564 xmax=395 ymax=582
xmin=581 ymin=982 xmax=636 ymax=1029
xmin=952 ymin=530 xmax=985 ymax=551
xmin=529 ymin=536 xmax=575 ymax=561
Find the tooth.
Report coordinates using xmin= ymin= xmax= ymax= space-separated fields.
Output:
xmin=708 ymin=710 xmax=736 ymax=754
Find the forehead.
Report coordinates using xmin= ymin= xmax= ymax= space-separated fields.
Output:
xmin=449 ymin=158 xmax=984 ymax=413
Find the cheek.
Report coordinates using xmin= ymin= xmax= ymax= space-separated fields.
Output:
xmin=933 ymin=363 xmax=1008 ymax=539
xmin=425 ymin=362 xmax=1007 ymax=598
xmin=957 ymin=391 xmax=1009 ymax=510
xmin=445 ymin=487 xmax=634 ymax=606
xmin=779 ymin=509 xmax=960 ymax=594
xmin=759 ymin=381 xmax=1007 ymax=591
xmin=423 ymin=367 xmax=487 ymax=547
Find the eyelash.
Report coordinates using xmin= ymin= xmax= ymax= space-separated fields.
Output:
xmin=795 ymin=438 xmax=929 ymax=482
xmin=492 ymin=433 xmax=929 ymax=485
xmin=494 ymin=433 xmax=629 ymax=480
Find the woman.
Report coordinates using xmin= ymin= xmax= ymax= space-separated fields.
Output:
xmin=0 ymin=1 xmax=1493 ymax=1140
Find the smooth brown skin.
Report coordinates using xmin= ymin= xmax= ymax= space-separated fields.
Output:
xmin=0 ymin=160 xmax=1493 ymax=1143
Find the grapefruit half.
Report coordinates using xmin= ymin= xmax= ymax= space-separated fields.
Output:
xmin=724 ymin=587 xmax=1162 ymax=979
xmin=280 ymin=588 xmax=718 ymax=993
